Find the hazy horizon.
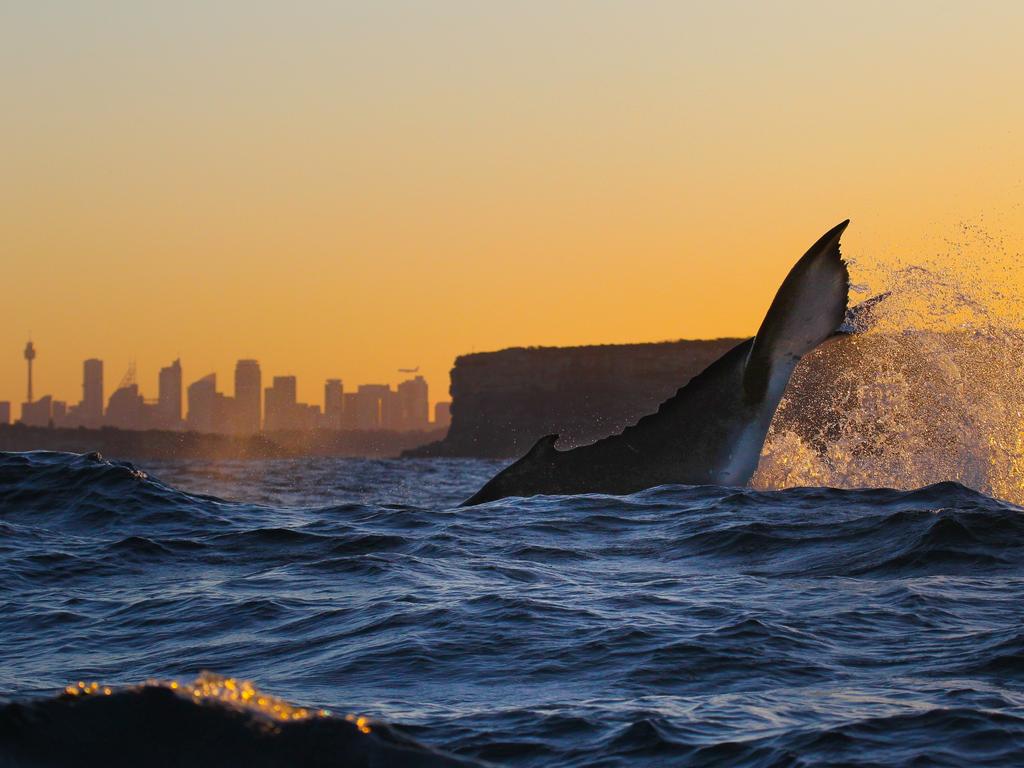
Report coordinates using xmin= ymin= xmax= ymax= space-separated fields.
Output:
xmin=4 ymin=1 xmax=1024 ymax=408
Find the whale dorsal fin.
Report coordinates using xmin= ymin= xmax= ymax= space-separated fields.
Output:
xmin=743 ymin=220 xmax=850 ymax=403
xmin=525 ymin=434 xmax=560 ymax=459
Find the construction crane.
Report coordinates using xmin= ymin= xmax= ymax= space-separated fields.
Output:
xmin=117 ymin=361 xmax=137 ymax=391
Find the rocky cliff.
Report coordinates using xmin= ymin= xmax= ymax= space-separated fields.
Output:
xmin=407 ymin=339 xmax=744 ymax=458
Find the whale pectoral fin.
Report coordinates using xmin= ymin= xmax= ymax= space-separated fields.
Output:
xmin=744 ymin=220 xmax=851 ymax=402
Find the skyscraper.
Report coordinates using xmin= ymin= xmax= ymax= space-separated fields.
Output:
xmin=397 ymin=375 xmax=429 ymax=431
xmin=324 ymin=379 xmax=343 ymax=430
xmin=187 ymin=373 xmax=217 ymax=433
xmin=264 ymin=376 xmax=298 ymax=431
xmin=0 ymin=402 xmax=10 ymax=426
xmin=105 ymin=385 xmax=144 ymax=430
xmin=213 ymin=391 xmax=236 ymax=435
xmin=381 ymin=388 xmax=403 ymax=430
xmin=355 ymin=384 xmax=390 ymax=430
xmin=20 ymin=395 xmax=52 ymax=427
xmin=296 ymin=402 xmax=320 ymax=431
xmin=234 ymin=359 xmax=262 ymax=434
xmin=341 ymin=393 xmax=359 ymax=429
xmin=81 ymin=358 xmax=104 ymax=427
xmin=158 ymin=359 xmax=183 ymax=429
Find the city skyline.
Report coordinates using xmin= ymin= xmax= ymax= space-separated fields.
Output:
xmin=0 ymin=343 xmax=449 ymax=435
xmin=1 ymin=338 xmax=448 ymax=418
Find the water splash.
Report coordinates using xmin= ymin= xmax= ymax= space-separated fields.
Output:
xmin=754 ymin=220 xmax=1024 ymax=503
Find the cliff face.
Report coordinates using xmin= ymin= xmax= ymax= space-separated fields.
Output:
xmin=407 ymin=339 xmax=744 ymax=458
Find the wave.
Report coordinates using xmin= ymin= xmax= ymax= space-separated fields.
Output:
xmin=0 ymin=450 xmax=226 ymax=533
xmin=0 ymin=674 xmax=488 ymax=768
xmin=2 ymin=453 xmax=1021 ymax=581
xmin=666 ymin=486 xmax=1024 ymax=576
xmin=5 ymin=451 xmax=1024 ymax=766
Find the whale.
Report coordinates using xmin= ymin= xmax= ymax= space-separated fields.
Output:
xmin=463 ymin=220 xmax=854 ymax=506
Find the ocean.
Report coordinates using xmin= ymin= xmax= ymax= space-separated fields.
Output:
xmin=3 ymin=450 xmax=1024 ymax=766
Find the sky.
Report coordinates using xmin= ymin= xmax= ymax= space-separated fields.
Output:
xmin=2 ymin=1 xmax=1023 ymax=409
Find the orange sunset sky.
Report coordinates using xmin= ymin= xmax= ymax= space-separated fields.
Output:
xmin=2 ymin=1 xmax=1023 ymax=410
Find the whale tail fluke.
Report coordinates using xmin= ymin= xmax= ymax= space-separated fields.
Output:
xmin=462 ymin=219 xmax=856 ymax=506
xmin=743 ymin=220 xmax=851 ymax=402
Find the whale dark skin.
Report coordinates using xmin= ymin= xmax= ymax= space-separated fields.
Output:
xmin=463 ymin=220 xmax=853 ymax=506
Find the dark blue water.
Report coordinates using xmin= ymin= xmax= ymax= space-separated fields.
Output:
xmin=4 ymin=450 xmax=1024 ymax=766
